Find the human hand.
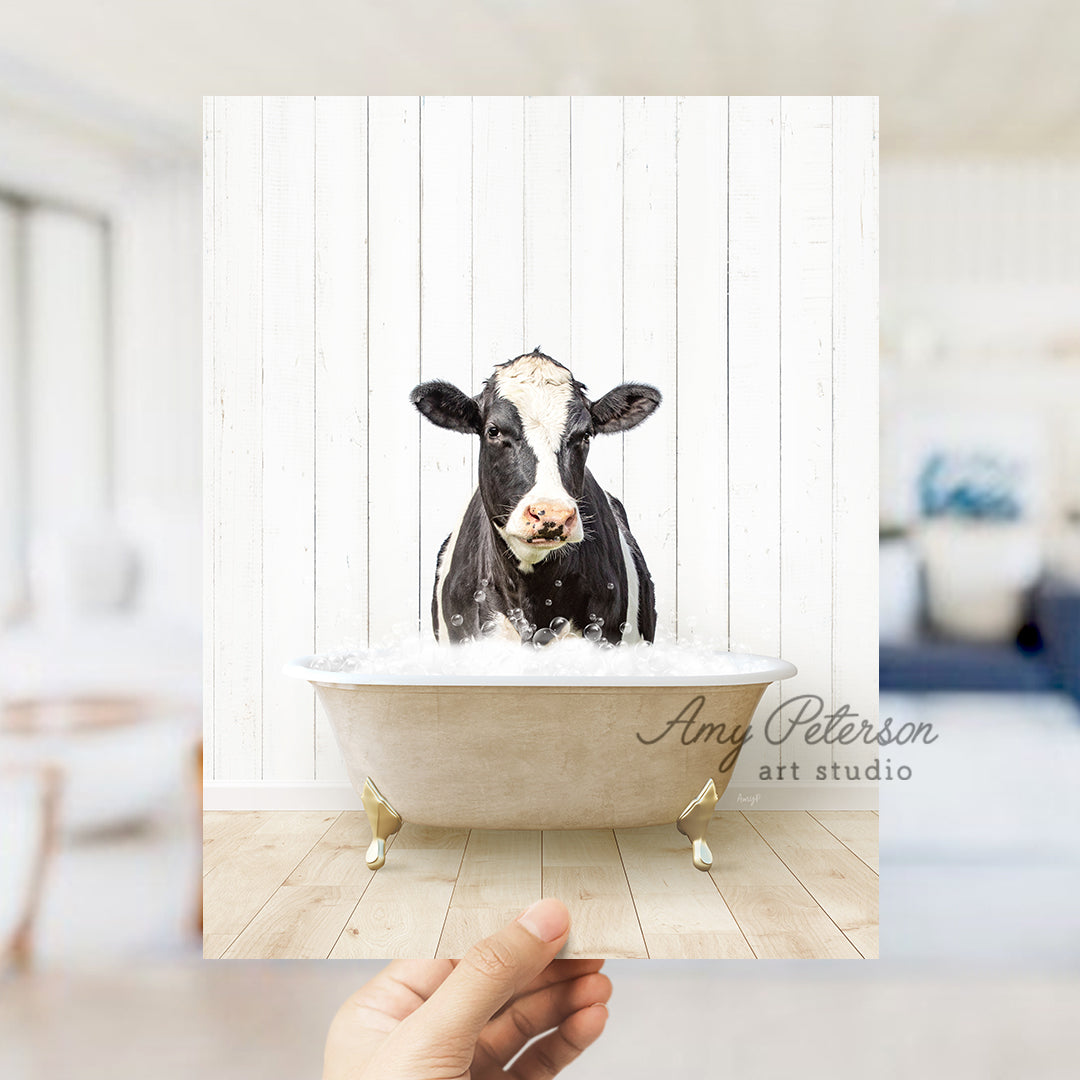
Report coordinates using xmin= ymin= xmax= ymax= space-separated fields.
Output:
xmin=324 ymin=899 xmax=611 ymax=1079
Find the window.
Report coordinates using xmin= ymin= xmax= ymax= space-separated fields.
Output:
xmin=0 ymin=194 xmax=111 ymax=623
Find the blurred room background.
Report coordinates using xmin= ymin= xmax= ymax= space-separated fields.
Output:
xmin=879 ymin=153 xmax=1080 ymax=963
xmin=0 ymin=37 xmax=202 ymax=970
xmin=3 ymin=0 xmax=1080 ymax=1076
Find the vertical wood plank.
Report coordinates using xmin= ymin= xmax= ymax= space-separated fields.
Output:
xmin=331 ymin=824 xmax=468 ymax=958
xmin=745 ymin=811 xmax=878 ymax=935
xmin=286 ymin=812 xmax=384 ymax=885
xmin=674 ymin=96 xmax=728 ymax=646
xmin=622 ymin=96 xmax=678 ymax=638
xmin=615 ymin=824 xmax=755 ymax=958
xmin=314 ymin=97 xmax=369 ymax=781
xmin=709 ymin=811 xmax=863 ymax=959
xmin=808 ymin=809 xmax=879 ymax=871
xmin=570 ymin=96 xmax=624 ymax=498
xmin=779 ymin=96 xmax=833 ymax=781
xmin=201 ymin=811 xmax=338 ymax=936
xmin=212 ymin=95 xmax=263 ymax=781
xmin=523 ymin=96 xmax=571 ymax=362
xmin=472 ymin=97 xmax=525 ymax=367
xmin=367 ymin=97 xmax=421 ymax=641
xmin=542 ymin=829 xmax=647 ymax=958
xmin=436 ymin=830 xmax=541 ymax=958
xmin=726 ymin=97 xmax=782 ymax=785
xmin=261 ymin=96 xmax=316 ymax=781
xmin=420 ymin=96 xmax=475 ymax=635
xmin=831 ymin=98 xmax=879 ymax=772
xmin=223 ymin=885 xmax=362 ymax=960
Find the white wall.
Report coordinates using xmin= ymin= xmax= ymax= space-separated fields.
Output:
xmin=881 ymin=159 xmax=1080 ymax=533
xmin=24 ymin=208 xmax=110 ymax=540
xmin=883 ymin=158 xmax=1080 ymax=356
xmin=205 ymin=96 xmax=879 ymax=810
xmin=0 ymin=202 xmax=21 ymax=620
xmin=113 ymin=164 xmax=203 ymax=624
xmin=0 ymin=102 xmax=202 ymax=630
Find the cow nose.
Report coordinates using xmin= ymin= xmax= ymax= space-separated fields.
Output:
xmin=526 ymin=503 xmax=577 ymax=530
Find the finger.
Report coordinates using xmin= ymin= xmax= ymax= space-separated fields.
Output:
xmin=324 ymin=962 xmax=455 ymax=1080
xmin=343 ymin=960 xmax=455 ymax=1028
xmin=478 ymin=971 xmax=612 ymax=1064
xmin=508 ymin=1003 xmax=609 ymax=1080
xmin=490 ymin=958 xmax=606 ymax=1019
xmin=407 ymin=898 xmax=571 ymax=1048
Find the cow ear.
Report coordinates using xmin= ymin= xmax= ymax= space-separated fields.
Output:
xmin=410 ymin=380 xmax=482 ymax=434
xmin=589 ymin=383 xmax=662 ymax=434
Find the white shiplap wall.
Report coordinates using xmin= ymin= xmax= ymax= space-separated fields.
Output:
xmin=206 ymin=96 xmax=878 ymax=810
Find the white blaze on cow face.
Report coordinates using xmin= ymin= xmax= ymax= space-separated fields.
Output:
xmin=493 ymin=354 xmax=585 ymax=568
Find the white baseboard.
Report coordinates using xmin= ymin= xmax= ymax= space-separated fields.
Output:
xmin=204 ymin=781 xmax=364 ymax=811
xmin=719 ymin=782 xmax=878 ymax=812
xmin=204 ymin=780 xmax=878 ymax=813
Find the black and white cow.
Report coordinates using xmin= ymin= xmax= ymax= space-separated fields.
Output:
xmin=410 ymin=349 xmax=660 ymax=645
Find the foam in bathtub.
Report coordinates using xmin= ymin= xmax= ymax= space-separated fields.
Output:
xmin=303 ymin=637 xmax=786 ymax=682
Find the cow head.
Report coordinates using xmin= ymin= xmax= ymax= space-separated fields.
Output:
xmin=411 ymin=350 xmax=661 ymax=567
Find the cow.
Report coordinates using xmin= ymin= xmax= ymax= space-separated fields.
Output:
xmin=410 ymin=349 xmax=660 ymax=645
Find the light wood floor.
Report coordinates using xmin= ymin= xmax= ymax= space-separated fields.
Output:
xmin=203 ymin=810 xmax=877 ymax=960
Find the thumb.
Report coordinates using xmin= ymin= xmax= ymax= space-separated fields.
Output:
xmin=407 ymin=899 xmax=570 ymax=1049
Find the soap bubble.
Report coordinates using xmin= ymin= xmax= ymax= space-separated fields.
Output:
xmin=480 ymin=620 xmax=498 ymax=637
xmin=549 ymin=616 xmax=569 ymax=633
xmin=606 ymin=581 xmax=615 ymax=590
xmin=510 ymin=607 xmax=523 ymax=620
xmin=473 ymin=590 xmax=486 ymax=602
xmin=450 ymin=614 xmax=464 ymax=627
xmin=554 ymin=580 xmax=562 ymax=587
xmin=589 ymin=614 xmax=604 ymax=626
xmin=303 ymin=636 xmax=785 ymax=681
xmin=544 ymin=598 xmax=552 ymax=606
xmin=619 ymin=621 xmax=631 ymax=634
xmin=480 ymin=578 xmax=489 ymax=587
xmin=518 ymin=625 xmax=534 ymax=643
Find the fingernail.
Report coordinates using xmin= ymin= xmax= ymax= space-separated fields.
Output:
xmin=517 ymin=898 xmax=569 ymax=942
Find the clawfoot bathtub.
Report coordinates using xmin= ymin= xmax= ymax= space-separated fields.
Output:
xmin=284 ymin=655 xmax=796 ymax=871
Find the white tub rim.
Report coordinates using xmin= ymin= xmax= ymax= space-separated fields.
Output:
xmin=283 ymin=651 xmax=797 ymax=688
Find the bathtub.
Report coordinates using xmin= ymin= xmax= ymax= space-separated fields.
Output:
xmin=284 ymin=653 xmax=796 ymax=871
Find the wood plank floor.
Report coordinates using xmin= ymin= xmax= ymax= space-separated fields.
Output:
xmin=203 ymin=810 xmax=877 ymax=960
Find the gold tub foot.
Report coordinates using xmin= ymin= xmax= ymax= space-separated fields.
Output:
xmin=361 ymin=777 xmax=403 ymax=870
xmin=676 ymin=778 xmax=720 ymax=871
